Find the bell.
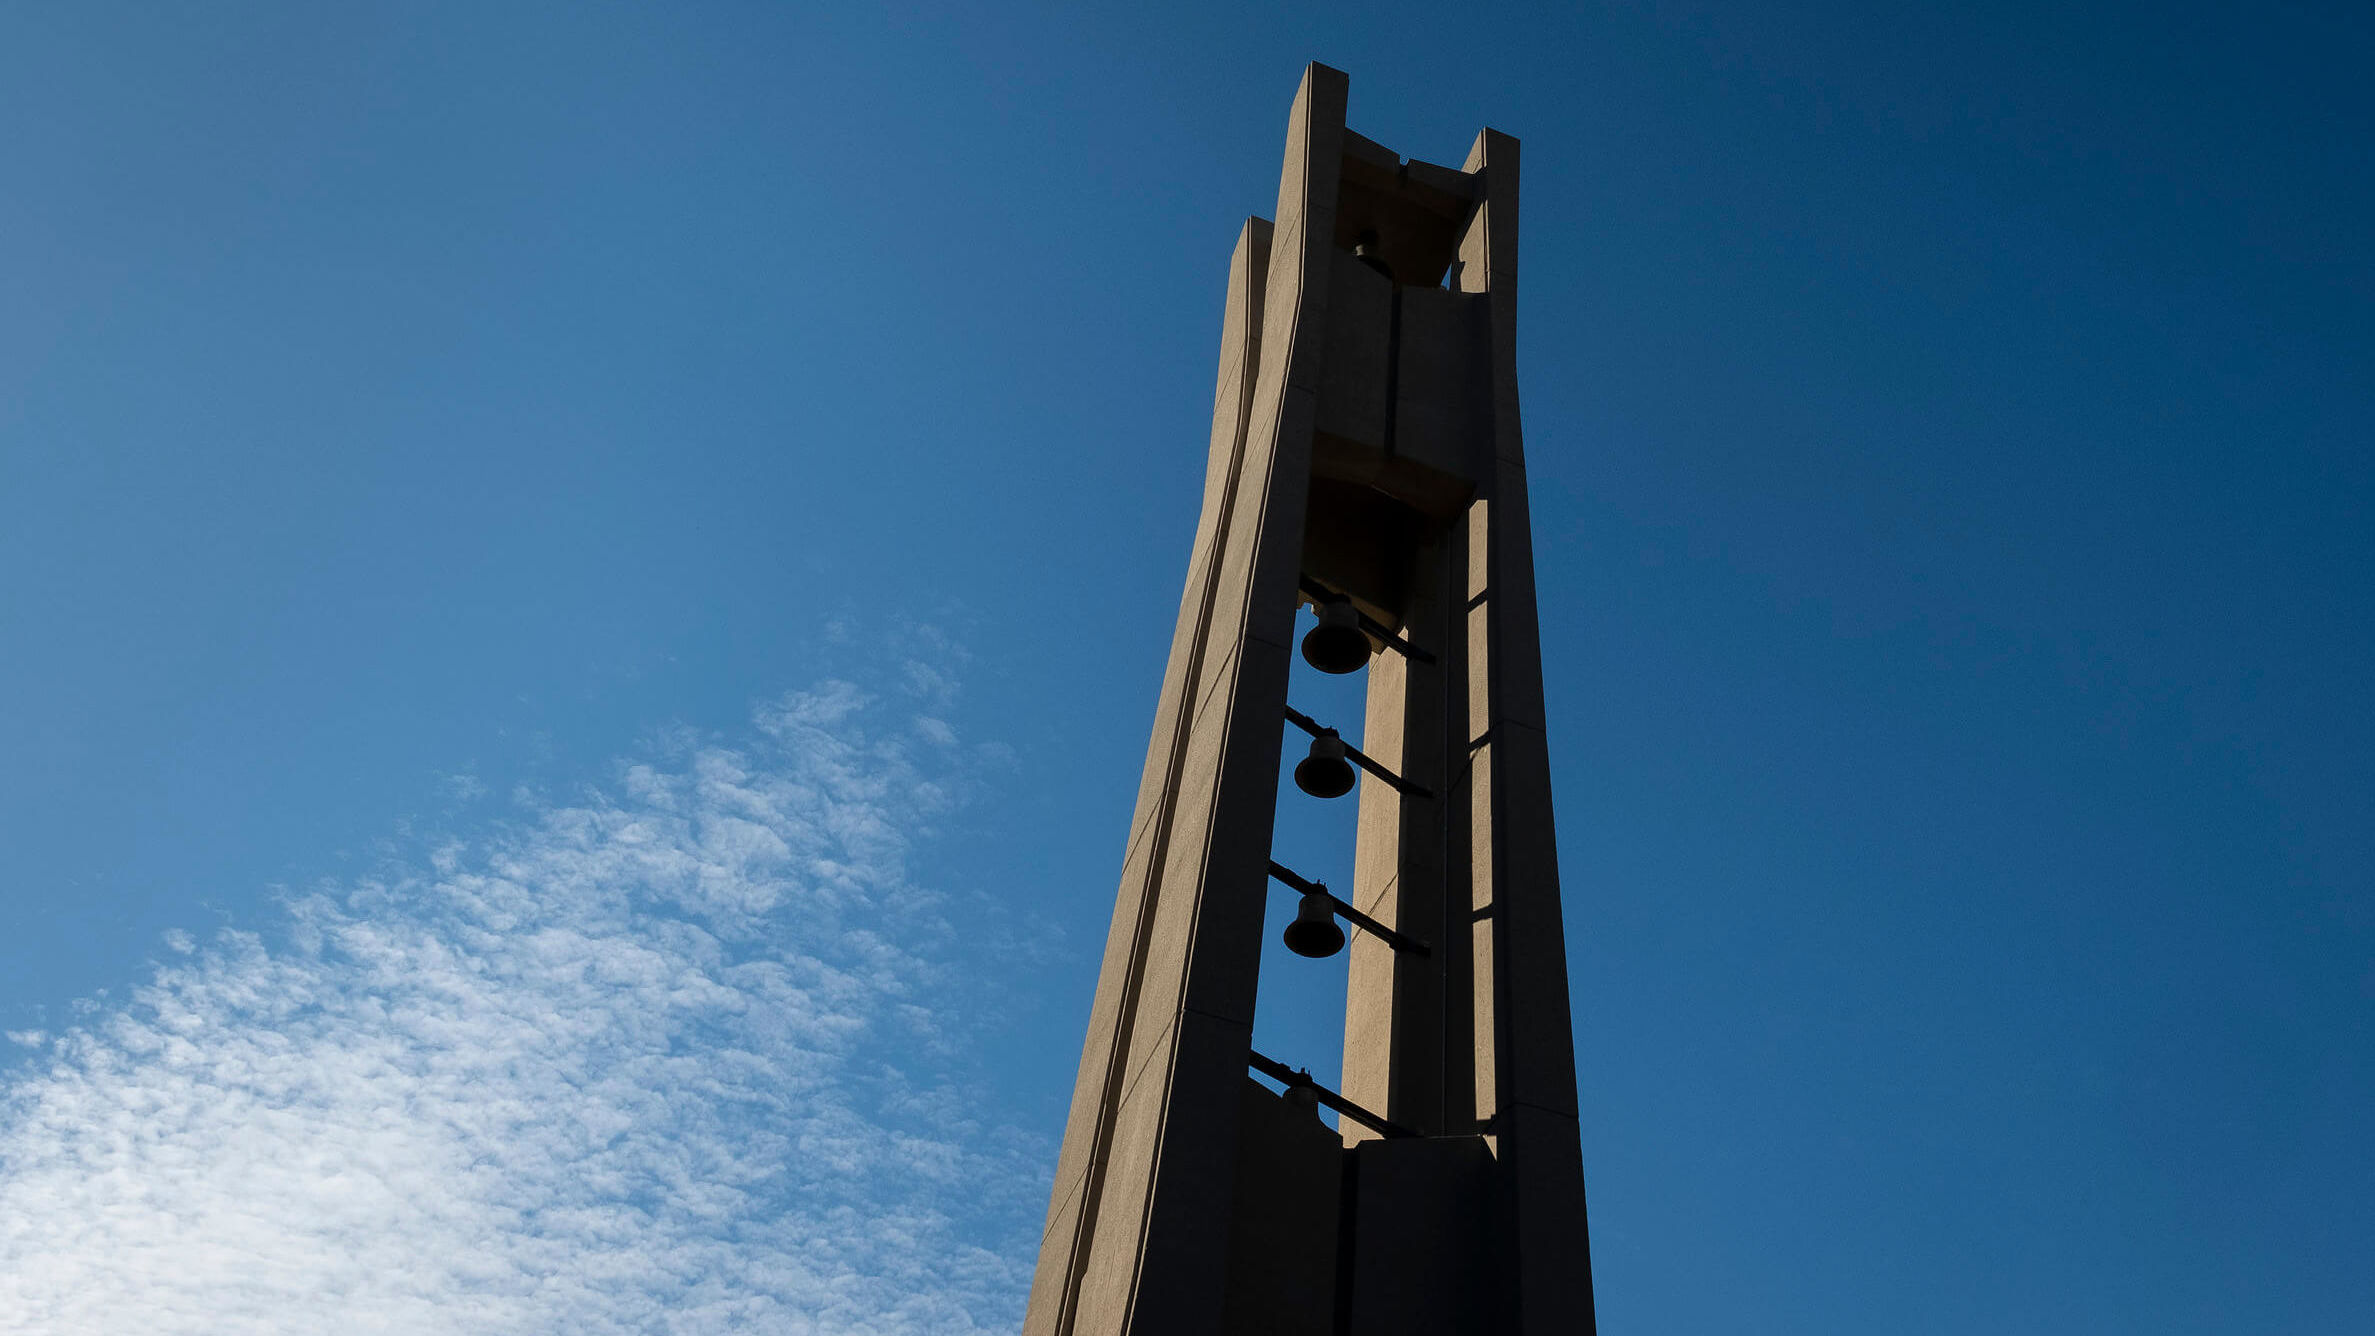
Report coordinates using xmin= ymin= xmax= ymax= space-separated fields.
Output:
xmin=1282 ymin=891 xmax=1347 ymax=958
xmin=1301 ymin=598 xmax=1370 ymax=674
xmin=1293 ymin=731 xmax=1356 ymax=799
xmin=1282 ymin=1080 xmax=1323 ymax=1119
xmin=1354 ymin=228 xmax=1395 ymax=282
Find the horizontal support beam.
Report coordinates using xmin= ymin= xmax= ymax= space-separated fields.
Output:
xmin=1299 ymin=577 xmax=1436 ymax=665
xmin=1283 ymin=705 xmax=1436 ymax=799
xmin=1247 ymin=1050 xmax=1418 ymax=1140
xmin=1266 ymin=860 xmax=1431 ymax=957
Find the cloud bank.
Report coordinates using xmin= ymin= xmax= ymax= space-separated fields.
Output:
xmin=0 ymin=681 xmax=1043 ymax=1333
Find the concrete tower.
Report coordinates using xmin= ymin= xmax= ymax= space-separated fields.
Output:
xmin=1025 ymin=64 xmax=1595 ymax=1336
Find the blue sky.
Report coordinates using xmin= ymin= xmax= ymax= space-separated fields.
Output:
xmin=2 ymin=2 xmax=2368 ymax=1331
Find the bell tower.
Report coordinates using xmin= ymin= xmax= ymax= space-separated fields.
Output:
xmin=1025 ymin=64 xmax=1596 ymax=1335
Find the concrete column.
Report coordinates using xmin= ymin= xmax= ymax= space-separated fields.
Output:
xmin=1342 ymin=532 xmax=1455 ymax=1140
xmin=1026 ymin=65 xmax=1346 ymax=1336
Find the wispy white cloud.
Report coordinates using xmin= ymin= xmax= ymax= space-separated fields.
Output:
xmin=0 ymin=680 xmax=1044 ymax=1334
xmin=439 ymin=770 xmax=489 ymax=802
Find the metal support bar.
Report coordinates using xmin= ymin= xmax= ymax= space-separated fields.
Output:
xmin=1266 ymin=860 xmax=1431 ymax=957
xmin=1298 ymin=578 xmax=1437 ymax=665
xmin=1283 ymin=705 xmax=1436 ymax=799
xmin=1247 ymin=1050 xmax=1419 ymax=1139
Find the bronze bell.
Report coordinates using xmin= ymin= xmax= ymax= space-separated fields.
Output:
xmin=1283 ymin=890 xmax=1347 ymax=958
xmin=1292 ymin=730 xmax=1356 ymax=799
xmin=1301 ymin=598 xmax=1370 ymax=675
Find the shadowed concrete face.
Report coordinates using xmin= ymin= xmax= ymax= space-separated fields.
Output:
xmin=1026 ymin=64 xmax=1597 ymax=1336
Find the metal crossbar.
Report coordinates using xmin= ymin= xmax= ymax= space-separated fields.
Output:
xmin=1282 ymin=705 xmax=1435 ymax=799
xmin=1297 ymin=578 xmax=1436 ymax=665
xmin=1266 ymin=860 xmax=1431 ymax=957
xmin=1246 ymin=1050 xmax=1418 ymax=1139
